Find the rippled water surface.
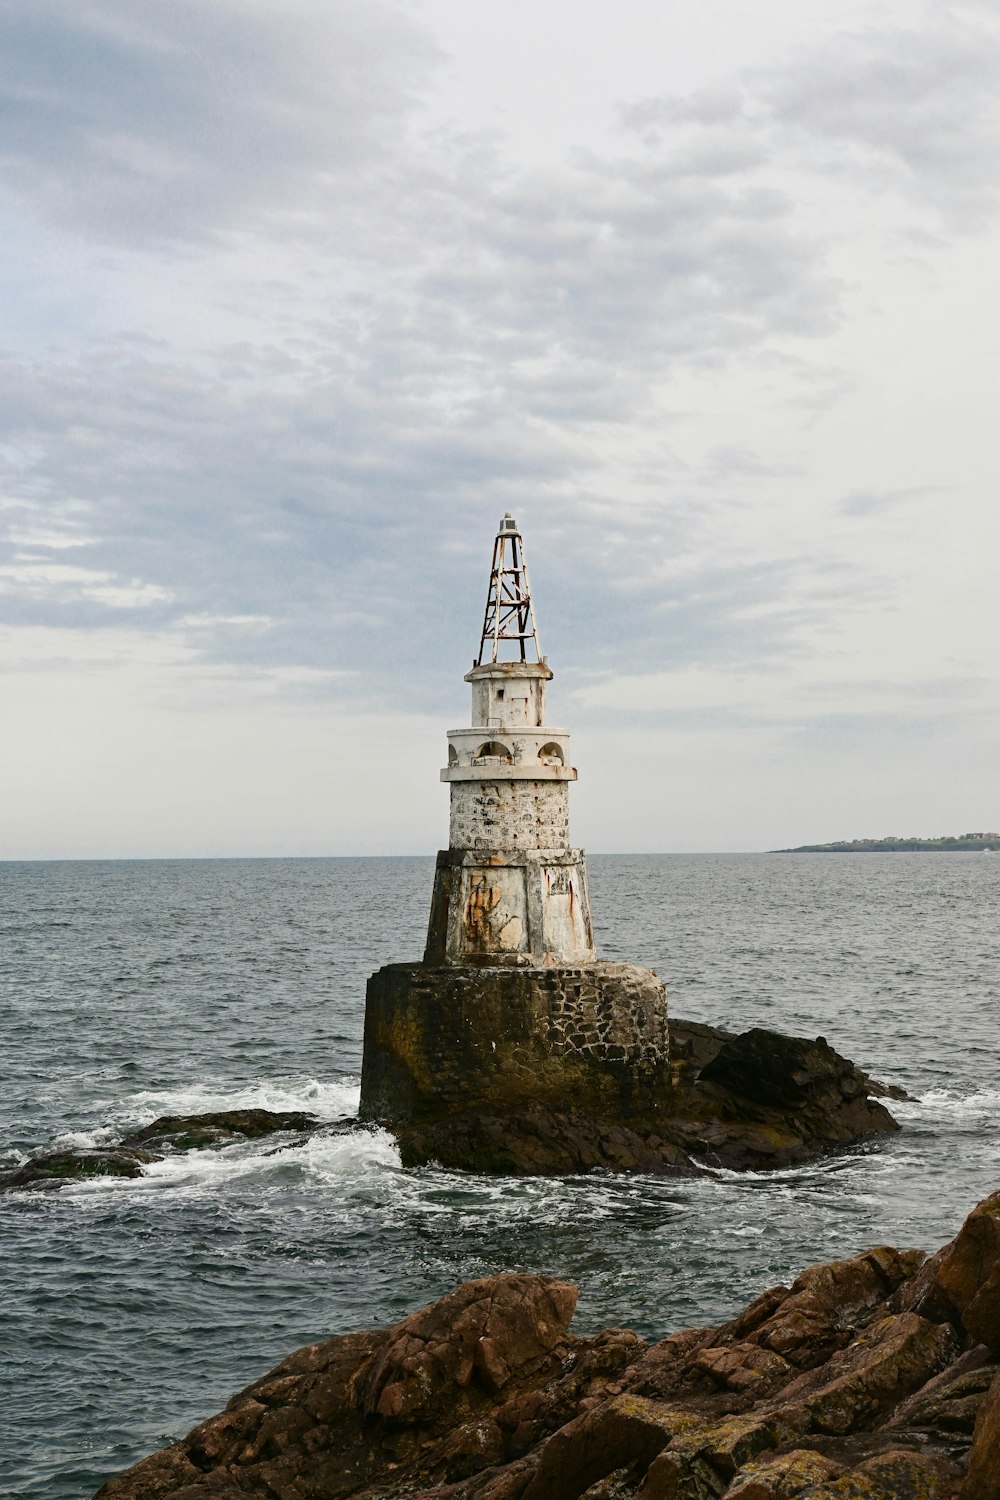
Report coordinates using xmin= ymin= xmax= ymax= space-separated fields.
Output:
xmin=3 ymin=854 xmax=999 ymax=1497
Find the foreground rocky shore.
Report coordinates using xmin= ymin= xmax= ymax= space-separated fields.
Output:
xmin=97 ymin=1190 xmax=1000 ymax=1499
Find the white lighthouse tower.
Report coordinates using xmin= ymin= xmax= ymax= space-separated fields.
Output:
xmin=424 ymin=513 xmax=596 ymax=966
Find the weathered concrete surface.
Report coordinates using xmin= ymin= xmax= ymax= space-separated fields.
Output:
xmin=431 ymin=524 xmax=596 ymax=969
xmin=358 ymin=967 xmax=898 ymax=1175
xmin=425 ymin=849 xmax=595 ymax=966
xmin=447 ymin=777 xmax=571 ymax=852
xmin=95 ymin=1193 xmax=1000 ymax=1499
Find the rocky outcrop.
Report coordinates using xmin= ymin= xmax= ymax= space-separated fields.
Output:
xmin=388 ymin=1015 xmax=899 ymax=1176
xmin=1 ymin=1110 xmax=322 ymax=1192
xmin=120 ymin=1108 xmax=320 ymax=1152
xmin=4 ymin=1025 xmax=898 ymax=1191
xmin=94 ymin=1192 xmax=1000 ymax=1499
xmin=0 ymin=1147 xmax=159 ymax=1189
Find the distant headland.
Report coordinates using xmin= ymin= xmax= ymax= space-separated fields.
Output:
xmin=776 ymin=831 xmax=1000 ymax=852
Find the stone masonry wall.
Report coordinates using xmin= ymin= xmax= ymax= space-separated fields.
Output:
xmin=449 ymin=779 xmax=569 ymax=851
xmin=359 ymin=961 xmax=669 ymax=1127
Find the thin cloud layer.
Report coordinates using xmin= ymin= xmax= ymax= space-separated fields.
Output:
xmin=768 ymin=9 xmax=1000 ymax=232
xmin=1 ymin=0 xmax=998 ymax=852
xmin=0 ymin=0 xmax=438 ymax=243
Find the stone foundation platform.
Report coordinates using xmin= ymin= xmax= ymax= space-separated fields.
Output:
xmin=358 ymin=961 xmax=669 ymax=1127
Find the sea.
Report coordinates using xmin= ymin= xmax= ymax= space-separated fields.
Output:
xmin=2 ymin=853 xmax=998 ymax=1499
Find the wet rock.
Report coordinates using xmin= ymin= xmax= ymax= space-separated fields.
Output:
xmin=0 ymin=1147 xmax=160 ymax=1191
xmin=362 ymin=959 xmax=900 ymax=1179
xmin=391 ymin=1018 xmax=899 ymax=1177
xmin=1 ymin=1110 xmax=327 ymax=1193
xmin=120 ymin=1108 xmax=321 ymax=1152
xmin=696 ymin=1031 xmax=900 ymax=1148
xmin=958 ymin=1366 xmax=1000 ymax=1499
xmin=722 ymin=1447 xmax=844 ymax=1496
xmin=96 ymin=1191 xmax=1000 ymax=1499
xmin=396 ymin=1108 xmax=703 ymax=1177
xmin=920 ymin=1189 xmax=1000 ymax=1351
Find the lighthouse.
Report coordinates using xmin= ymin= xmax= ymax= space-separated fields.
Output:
xmin=359 ymin=514 xmax=668 ymax=1157
xmin=424 ymin=513 xmax=595 ymax=966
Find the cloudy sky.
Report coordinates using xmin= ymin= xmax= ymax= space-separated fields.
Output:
xmin=2 ymin=0 xmax=998 ymax=857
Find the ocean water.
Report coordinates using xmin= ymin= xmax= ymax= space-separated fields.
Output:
xmin=2 ymin=852 xmax=998 ymax=1498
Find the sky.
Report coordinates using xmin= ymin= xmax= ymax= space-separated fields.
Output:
xmin=1 ymin=0 xmax=999 ymax=857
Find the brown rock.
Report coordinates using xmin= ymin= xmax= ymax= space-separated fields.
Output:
xmin=881 ymin=1345 xmax=998 ymax=1442
xmin=747 ymin=1248 xmax=925 ymax=1368
xmin=776 ymin=1312 xmax=958 ymax=1437
xmin=354 ymin=1274 xmax=577 ymax=1424
xmin=519 ymin=1396 xmax=695 ymax=1500
xmin=926 ymin=1190 xmax=1000 ymax=1351
xmin=95 ymin=1196 xmax=1000 ymax=1500
xmin=958 ymin=1366 xmax=1000 ymax=1500
xmin=802 ymin=1447 xmax=960 ymax=1498
xmin=721 ymin=1448 xmax=843 ymax=1497
xmin=695 ymin=1344 xmax=792 ymax=1394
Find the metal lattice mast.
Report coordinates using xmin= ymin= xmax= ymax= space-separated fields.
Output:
xmin=475 ymin=513 xmax=542 ymax=665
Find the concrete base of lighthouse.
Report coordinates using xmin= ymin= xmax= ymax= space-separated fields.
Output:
xmin=357 ymin=965 xmax=899 ymax=1177
xmin=424 ymin=848 xmax=595 ymax=967
xmin=358 ymin=960 xmax=669 ymax=1129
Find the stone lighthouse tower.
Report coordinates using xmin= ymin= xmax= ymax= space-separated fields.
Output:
xmin=359 ymin=514 xmax=669 ymax=1164
xmin=424 ymin=513 xmax=595 ymax=967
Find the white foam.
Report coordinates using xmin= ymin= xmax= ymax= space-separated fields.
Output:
xmin=64 ymin=1123 xmax=400 ymax=1198
xmin=295 ymin=1126 xmax=402 ymax=1182
xmin=52 ymin=1127 xmax=116 ymax=1151
xmin=107 ymin=1076 xmax=360 ymax=1132
xmin=893 ymin=1087 xmax=1000 ymax=1125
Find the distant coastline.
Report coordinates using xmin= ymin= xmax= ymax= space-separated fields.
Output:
xmin=775 ymin=832 xmax=1000 ymax=852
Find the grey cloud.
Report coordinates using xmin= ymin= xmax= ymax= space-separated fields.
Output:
xmin=700 ymin=444 xmax=804 ymax=480
xmin=797 ymin=674 xmax=988 ymax=702
xmin=3 ymin=3 xmax=950 ymax=718
xmin=618 ymin=11 xmax=1000 ymax=238
xmin=766 ymin=13 xmax=1000 ymax=230
xmin=0 ymin=331 xmax=879 ymax=713
xmin=0 ymin=0 xmax=439 ymax=243
xmin=839 ymin=485 xmax=943 ymax=518
xmin=619 ymin=85 xmax=748 ymax=135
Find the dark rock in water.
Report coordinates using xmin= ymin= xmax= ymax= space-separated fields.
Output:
xmin=396 ymin=1105 xmax=703 ymax=1177
xmin=0 ymin=1147 xmax=160 ymax=1191
xmin=120 ymin=1108 xmax=320 ymax=1152
xmin=94 ymin=1192 xmax=1000 ymax=1499
xmin=2 ymin=1111 xmax=326 ymax=1192
xmin=371 ymin=1000 xmax=898 ymax=1175
xmin=695 ymin=1028 xmax=900 ymax=1149
xmin=360 ymin=963 xmax=900 ymax=1176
